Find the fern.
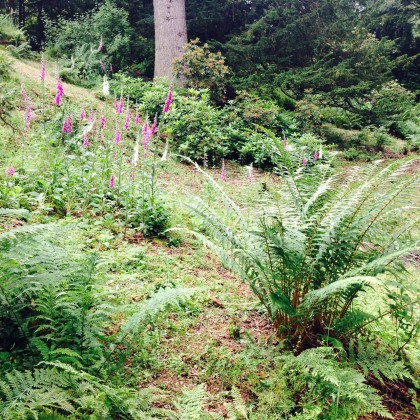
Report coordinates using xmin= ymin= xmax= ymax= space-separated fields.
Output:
xmin=225 ymin=386 xmax=250 ymax=420
xmin=173 ymin=384 xmax=208 ymax=420
xmin=348 ymin=339 xmax=410 ymax=384
xmin=178 ymin=151 xmax=419 ymax=349
xmin=282 ymin=347 xmax=393 ymax=419
xmin=0 ymin=363 xmax=157 ymax=419
xmin=0 ymin=208 xmax=31 ymax=220
xmin=118 ymin=286 xmax=198 ymax=339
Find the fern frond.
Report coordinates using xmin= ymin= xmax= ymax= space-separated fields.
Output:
xmin=174 ymin=384 xmax=207 ymax=420
xmin=118 ymin=287 xmax=198 ymax=339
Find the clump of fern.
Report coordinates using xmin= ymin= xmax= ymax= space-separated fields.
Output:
xmin=179 ymin=145 xmax=419 ymax=351
xmin=281 ymin=346 xmax=395 ymax=419
xmin=0 ymin=223 xmax=200 ymax=418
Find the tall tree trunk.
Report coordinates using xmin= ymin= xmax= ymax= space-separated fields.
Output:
xmin=18 ymin=0 xmax=25 ymax=28
xmin=37 ymin=0 xmax=44 ymax=48
xmin=153 ymin=0 xmax=187 ymax=82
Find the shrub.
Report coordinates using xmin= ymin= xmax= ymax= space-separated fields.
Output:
xmin=44 ymin=3 xmax=132 ymax=72
xmin=240 ymin=131 xmax=276 ymax=168
xmin=163 ymin=90 xmax=230 ymax=164
xmin=0 ymin=14 xmax=26 ymax=46
xmin=174 ymin=38 xmax=231 ymax=103
xmin=227 ymin=90 xmax=297 ymax=136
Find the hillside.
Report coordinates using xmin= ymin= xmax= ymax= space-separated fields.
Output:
xmin=1 ymin=51 xmax=419 ymax=420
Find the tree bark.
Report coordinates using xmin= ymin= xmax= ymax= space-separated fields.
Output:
xmin=18 ymin=0 xmax=25 ymax=28
xmin=153 ymin=0 xmax=187 ymax=83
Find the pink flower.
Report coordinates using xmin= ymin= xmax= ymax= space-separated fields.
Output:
xmin=5 ymin=167 xmax=15 ymax=177
xmin=283 ymin=135 xmax=287 ymax=148
xmin=314 ymin=150 xmax=319 ymax=161
xmin=221 ymin=159 xmax=226 ymax=182
xmin=303 ymin=158 xmax=308 ymax=166
xmin=98 ymin=36 xmax=103 ymax=52
xmin=40 ymin=56 xmax=46 ymax=82
xmin=109 ymin=63 xmax=113 ymax=73
xmin=25 ymin=104 xmax=33 ymax=129
xmin=142 ymin=121 xmax=151 ymax=154
xmin=135 ymin=108 xmax=140 ymax=125
xmin=101 ymin=115 xmax=107 ymax=130
xmin=109 ymin=174 xmax=115 ymax=189
xmin=163 ymin=88 xmax=173 ymax=113
xmin=115 ymin=93 xmax=124 ymax=114
xmin=88 ymin=111 xmax=95 ymax=123
xmin=114 ymin=125 xmax=121 ymax=144
xmin=151 ymin=117 xmax=158 ymax=136
xmin=80 ymin=109 xmax=85 ymax=120
xmin=62 ymin=115 xmax=73 ymax=133
xmin=83 ymin=133 xmax=89 ymax=148
xmin=55 ymin=78 xmax=64 ymax=106
xmin=124 ymin=107 xmax=130 ymax=130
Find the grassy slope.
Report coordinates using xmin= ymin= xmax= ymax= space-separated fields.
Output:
xmin=3 ymin=55 xmax=284 ymax=417
xmin=2 ymin=55 xmax=419 ymax=418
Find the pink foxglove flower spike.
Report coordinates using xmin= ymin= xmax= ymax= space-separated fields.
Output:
xmin=83 ymin=133 xmax=89 ymax=148
xmin=25 ymin=105 xmax=33 ymax=129
xmin=55 ymin=78 xmax=64 ymax=106
xmin=109 ymin=174 xmax=115 ymax=189
xmin=163 ymin=87 xmax=173 ymax=113
xmin=124 ymin=104 xmax=130 ymax=130
xmin=151 ymin=117 xmax=158 ymax=136
xmin=135 ymin=108 xmax=140 ymax=125
xmin=114 ymin=125 xmax=121 ymax=145
xmin=5 ymin=167 xmax=15 ymax=177
xmin=101 ymin=115 xmax=107 ymax=130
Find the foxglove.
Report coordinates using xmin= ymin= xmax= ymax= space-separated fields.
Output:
xmin=114 ymin=125 xmax=121 ymax=145
xmin=124 ymin=106 xmax=130 ymax=130
xmin=101 ymin=115 xmax=107 ymax=130
xmin=109 ymin=174 xmax=115 ymax=189
xmin=55 ymin=78 xmax=64 ymax=106
xmin=5 ymin=167 xmax=15 ymax=177
xmin=163 ymin=87 xmax=173 ymax=113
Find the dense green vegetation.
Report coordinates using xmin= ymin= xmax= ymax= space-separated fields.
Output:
xmin=0 ymin=2 xmax=419 ymax=419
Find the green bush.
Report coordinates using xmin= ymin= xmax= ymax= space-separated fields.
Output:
xmin=44 ymin=3 xmax=132 ymax=72
xmin=227 ymin=91 xmax=297 ymax=136
xmin=0 ymin=14 xmax=26 ymax=46
xmin=174 ymin=38 xmax=231 ymax=103
xmin=240 ymin=132 xmax=276 ymax=168
xmin=163 ymin=90 xmax=230 ymax=164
